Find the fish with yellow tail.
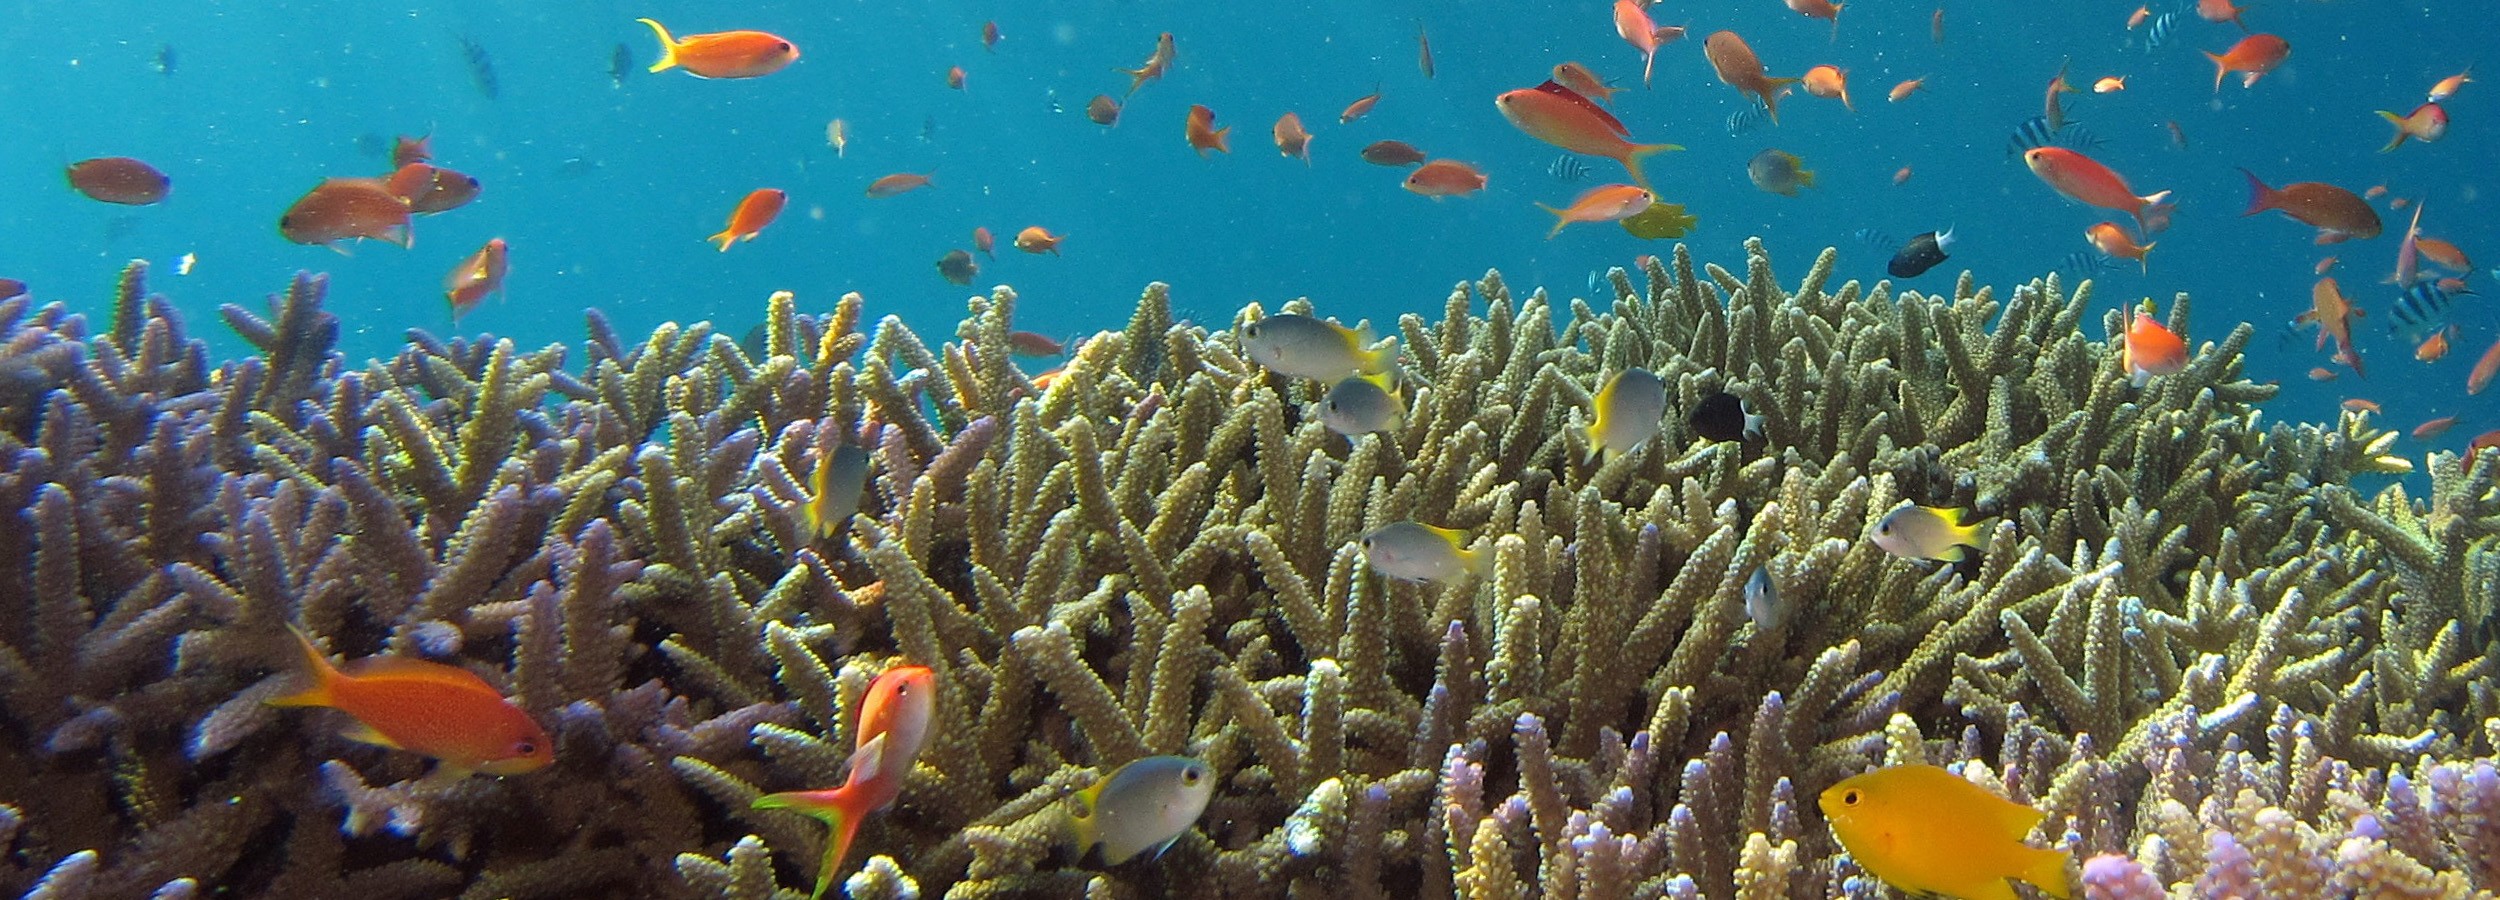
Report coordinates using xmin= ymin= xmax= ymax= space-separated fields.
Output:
xmin=1240 ymin=314 xmax=1397 ymax=382
xmin=1319 ymin=371 xmax=1405 ymax=437
xmin=1070 ymin=756 xmax=1218 ymax=865
xmin=1494 ymin=80 xmax=1682 ymax=190
xmin=1870 ymin=504 xmax=1992 ymax=562
xmin=753 ymin=665 xmax=939 ymax=900
xmin=1360 ymin=521 xmax=1486 ymax=584
xmin=1585 ymin=367 xmax=1668 ymax=460
xmin=267 ymin=626 xmax=553 ymax=783
xmin=802 ymin=443 xmax=871 ymax=538
xmin=1821 ymin=764 xmax=2073 ymax=900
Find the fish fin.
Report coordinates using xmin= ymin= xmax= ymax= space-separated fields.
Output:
xmin=1797 ymin=168 xmax=1817 ymax=189
xmin=1538 ymin=203 xmax=1569 ymax=240
xmin=336 ymin=721 xmax=399 ymax=748
xmin=755 ymin=785 xmax=868 ymax=900
xmin=2019 ymin=846 xmax=2075 ymax=899
xmin=2203 ymin=51 xmax=2228 ymax=93
xmin=2376 ymin=111 xmax=2411 ymax=152
xmin=1761 ymin=77 xmax=1800 ymax=123
xmin=708 ymin=229 xmax=736 ymax=252
xmin=1360 ymin=335 xmax=1400 ymax=375
xmin=267 ymin=626 xmax=341 ymax=709
xmin=1616 ymin=143 xmax=1682 ymax=192
xmin=845 ymin=733 xmax=890 ymax=787
xmin=637 ymin=19 xmax=679 ymax=73
xmin=417 ymin=763 xmax=475 ymax=790
xmin=2235 ymin=168 xmax=2273 ymax=216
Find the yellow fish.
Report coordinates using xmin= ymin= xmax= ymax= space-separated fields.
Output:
xmin=804 ymin=445 xmax=871 ymax=538
xmin=1870 ymin=504 xmax=1991 ymax=562
xmin=1820 ymin=764 xmax=2072 ymax=900
xmin=1585 ymin=367 xmax=1668 ymax=461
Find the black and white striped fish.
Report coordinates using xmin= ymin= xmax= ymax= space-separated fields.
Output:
xmin=2006 ymin=115 xmax=2102 ymax=157
xmin=1853 ymin=227 xmax=1897 ymax=248
xmin=1548 ymin=154 xmax=1589 ymax=182
xmin=2144 ymin=12 xmax=2178 ymax=53
xmin=2389 ymin=281 xmax=2457 ymax=341
xmin=1726 ymin=105 xmax=1771 ymax=136
xmin=2062 ymin=250 xmax=2118 ymax=276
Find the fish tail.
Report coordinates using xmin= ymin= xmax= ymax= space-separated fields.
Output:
xmin=709 ymin=228 xmax=736 ymax=252
xmin=2138 ymin=241 xmax=2155 ymax=274
xmin=2235 ymin=169 xmax=2274 ymax=217
xmin=754 ymin=787 xmax=867 ymax=900
xmin=1212 ymin=125 xmax=1231 ymax=154
xmin=1359 ymin=336 xmax=1400 ymax=376
xmin=1642 ymin=49 xmax=1656 ymax=87
xmin=1762 ymin=78 xmax=1800 ymax=123
xmin=2203 ymin=51 xmax=2228 ymax=94
xmin=2019 ymin=846 xmax=2075 ymax=899
xmin=1537 ymin=203 xmax=1570 ymax=240
xmin=2376 ymin=111 xmax=2411 ymax=152
xmin=1617 ymin=143 xmax=1682 ymax=191
xmin=267 ymin=626 xmax=341 ymax=708
xmin=637 ymin=18 xmax=679 ymax=73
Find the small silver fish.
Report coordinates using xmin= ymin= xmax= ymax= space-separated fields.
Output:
xmin=1319 ymin=371 xmax=1404 ymax=437
xmin=804 ymin=444 xmax=872 ymax=538
xmin=1742 ymin=566 xmax=1784 ymax=631
xmin=1360 ymin=521 xmax=1484 ymax=583
xmin=1240 ymin=314 xmax=1395 ymax=381
xmin=1071 ymin=756 xmax=1217 ymax=865
xmin=1870 ymin=504 xmax=1990 ymax=562
xmin=1586 ymin=368 xmax=1668 ymax=460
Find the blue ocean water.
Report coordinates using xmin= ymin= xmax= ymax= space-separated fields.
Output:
xmin=3 ymin=1 xmax=2492 ymax=441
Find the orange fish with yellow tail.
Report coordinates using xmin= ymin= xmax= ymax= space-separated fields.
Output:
xmin=753 ymin=666 xmax=939 ymax=900
xmin=268 ymin=626 xmax=553 ymax=781
xmin=1703 ymin=31 xmax=1799 ymax=122
xmin=2022 ymin=147 xmax=2174 ymax=235
xmin=1494 ymin=80 xmax=1681 ymax=189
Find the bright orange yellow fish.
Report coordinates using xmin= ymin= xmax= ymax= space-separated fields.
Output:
xmin=2416 ymin=326 xmax=2452 ymax=362
xmin=1785 ymin=0 xmax=1844 ymax=41
xmin=2024 ymin=147 xmax=2174 ymax=235
xmin=2297 ymin=277 xmax=2365 ymax=377
xmin=1494 ymin=80 xmax=1681 ymax=189
xmin=1553 ymin=62 xmax=1617 ymax=104
xmin=711 ymin=188 xmax=786 ymax=251
xmin=1537 ymin=183 xmax=1654 ymax=239
xmin=1888 ymin=76 xmax=1929 ymax=102
xmin=1820 ymin=765 xmax=2073 ymax=900
xmin=2197 ymin=0 xmax=2250 ymax=30
xmin=2205 ymin=34 xmax=2289 ymax=93
xmin=1802 ymin=65 xmax=1852 ymax=111
xmin=2428 ymin=67 xmax=2472 ymax=103
xmin=1014 ymin=226 xmax=1064 ymax=255
xmin=2085 ymin=222 xmax=2155 ymax=273
xmin=1120 ymin=32 xmax=1176 ymax=95
xmin=638 ymin=18 xmax=799 ymax=79
xmin=754 ymin=666 xmax=939 ymax=900
xmin=1186 ymin=105 xmax=1231 ymax=155
xmin=2123 ymin=306 xmax=2188 ymax=385
xmin=269 ymin=627 xmax=553 ymax=780
xmin=1339 ymin=87 xmax=1384 ymax=124
xmin=1612 ymin=0 xmax=1666 ymax=85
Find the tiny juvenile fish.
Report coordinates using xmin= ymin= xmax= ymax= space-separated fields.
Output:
xmin=1361 ymin=521 xmax=1486 ymax=583
xmin=1070 ymin=756 xmax=1218 ymax=865
xmin=1821 ymin=764 xmax=2073 ymax=900
xmin=1687 ymin=390 xmax=1762 ymax=443
xmin=445 ymin=237 xmax=509 ymax=321
xmin=1742 ymin=566 xmax=1784 ymax=631
xmin=1870 ymin=504 xmax=1990 ymax=562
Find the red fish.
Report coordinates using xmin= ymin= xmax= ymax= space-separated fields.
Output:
xmin=2414 ymin=416 xmax=2462 ymax=440
xmin=2472 ymin=430 xmax=2500 ymax=455
xmin=1703 ymin=32 xmax=1800 ymax=122
xmin=866 ymin=172 xmax=934 ymax=198
xmin=1274 ymin=112 xmax=1312 ymax=162
xmin=2239 ymin=169 xmax=2381 ymax=243
xmin=973 ymin=226 xmax=995 ymax=258
xmin=711 ymin=188 xmax=786 ymax=251
xmin=1786 ymin=0 xmax=1844 ymax=41
xmin=1008 ymin=331 xmax=1066 ymax=357
xmin=65 ymin=157 xmax=170 ymax=205
xmin=2473 ymin=334 xmax=2500 ymax=395
xmin=2376 ymin=103 xmax=2449 ymax=151
xmin=753 ymin=666 xmax=938 ymax=900
xmin=446 ymin=238 xmax=509 ymax=320
xmin=269 ymin=627 xmax=552 ymax=779
xmin=383 ymin=162 xmax=480 ymax=214
xmin=2204 ymin=34 xmax=2288 ymax=93
xmin=2197 ymin=0 xmax=2250 ymax=31
xmin=2416 ymin=326 xmax=2452 ymax=362
xmin=2343 ymin=398 xmax=2382 ymax=414
xmin=391 ymin=134 xmax=432 ymax=169
xmin=637 ymin=18 xmax=799 ymax=79
xmin=2023 ymin=147 xmax=2174 ymax=234
xmin=1186 ymin=105 xmax=1231 ymax=155
xmin=946 ymin=66 xmax=966 ymax=90
xmin=1495 ymin=80 xmax=1681 ymax=189
xmin=2122 ymin=308 xmax=2188 ymax=385
xmin=1404 ymin=160 xmax=1487 ymax=198
xmin=280 ymin=178 xmax=413 ymax=249
xmin=982 ymin=21 xmax=1001 ymax=52
xmin=1120 ymin=32 xmax=1176 ymax=96
xmin=1613 ymin=0 xmax=1667 ymax=85
xmin=2418 ymin=238 xmax=2472 ymax=273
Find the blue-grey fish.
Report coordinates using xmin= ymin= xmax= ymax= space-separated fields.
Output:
xmin=1726 ymin=105 xmax=1771 ymax=136
xmin=804 ymin=444 xmax=872 ymax=538
xmin=1588 ymin=368 xmax=1670 ymax=460
xmin=2144 ymin=12 xmax=2177 ymax=53
xmin=1548 ymin=154 xmax=1589 ymax=182
xmin=1743 ymin=566 xmax=1785 ymax=631
xmin=2389 ymin=281 xmax=2456 ymax=342
xmin=610 ymin=43 xmax=634 ymax=88
xmin=1853 ymin=228 xmax=1898 ymax=249
xmin=1241 ymin=314 xmax=1395 ymax=381
xmin=1319 ymin=371 xmax=1405 ymax=437
xmin=1361 ymin=521 xmax=1485 ymax=583
xmin=1070 ymin=756 xmax=1217 ymax=865
xmin=457 ymin=33 xmax=499 ymax=99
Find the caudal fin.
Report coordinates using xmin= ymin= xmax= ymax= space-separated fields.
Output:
xmin=266 ymin=626 xmax=341 ymax=708
xmin=1617 ymin=142 xmax=1684 ymax=191
xmin=2204 ymin=51 xmax=2229 ymax=94
xmin=708 ymin=229 xmax=736 ymax=252
xmin=1762 ymin=77 xmax=1801 ymax=123
xmin=2376 ymin=110 xmax=2412 ymax=152
xmin=2236 ymin=169 xmax=2275 ymax=217
xmin=2019 ymin=846 xmax=2074 ymax=899
xmin=637 ymin=19 xmax=680 ymax=74
xmin=754 ymin=787 xmax=867 ymax=900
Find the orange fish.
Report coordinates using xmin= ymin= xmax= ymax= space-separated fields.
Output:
xmin=1008 ymin=331 xmax=1067 ymax=357
xmin=982 ymin=21 xmax=1001 ymax=52
xmin=2414 ymin=416 xmax=2462 ymax=440
xmin=1553 ymin=62 xmax=1618 ymax=105
xmin=279 ymin=178 xmax=413 ymax=249
xmin=65 ymin=157 xmax=169 ymax=205
xmin=2205 ymin=34 xmax=2289 ymax=93
xmin=2297 ymin=277 xmax=2365 ymax=376
xmin=2365 ymin=185 xmax=2390 ymax=199
xmin=1888 ymin=76 xmax=1929 ymax=102
xmin=390 ymin=134 xmax=432 ymax=169
xmin=1120 ymin=32 xmax=1176 ymax=95
xmin=1803 ymin=65 xmax=1852 ymax=111
xmin=446 ymin=237 xmax=509 ymax=319
xmin=1272 ymin=112 xmax=1313 ymax=162
xmin=710 ymin=188 xmax=786 ymax=251
xmin=637 ymin=18 xmax=799 ymax=79
xmin=1014 ymin=226 xmax=1063 ymax=255
xmin=753 ymin=666 xmax=938 ymax=900
xmin=2390 ymin=197 xmax=2413 ymax=210
xmin=2122 ymin=307 xmax=2188 ymax=385
xmin=2315 ymin=256 xmax=2338 ymax=275
xmin=946 ymin=66 xmax=966 ymax=90
xmin=2472 ymin=334 xmax=2500 ymax=394
xmin=1404 ymin=160 xmax=1487 ymax=198
xmin=2086 ymin=222 xmax=2155 ymax=272
xmin=2342 ymin=398 xmax=2382 ymax=414
xmin=973 ymin=226 xmax=995 ymax=258
xmin=1537 ymin=183 xmax=1655 ymax=238
xmin=269 ymin=627 xmax=553 ymax=779
xmin=1704 ymin=32 xmax=1800 ymax=122
xmin=1786 ymin=0 xmax=1844 ymax=41
xmin=2416 ymin=326 xmax=2452 ymax=362
xmin=1894 ymin=166 xmax=1913 ymax=186
xmin=1186 ymin=105 xmax=1231 ymax=155
xmin=2418 ymin=238 xmax=2472 ymax=272
xmin=2376 ymin=103 xmax=2449 ymax=151
xmin=1339 ymin=87 xmax=1384 ymax=124
xmin=383 ymin=163 xmax=480 ymax=214
xmin=1494 ymin=80 xmax=1682 ymax=189
xmin=1361 ymin=140 xmax=1429 ymax=167
xmin=2023 ymin=147 xmax=2174 ymax=234
xmin=1086 ymin=94 xmax=1122 ymax=127
xmin=866 ymin=172 xmax=935 ymax=198
xmin=2429 ymin=67 xmax=2472 ymax=103
xmin=1613 ymin=0 xmax=1667 ymax=85
xmin=2472 ymin=430 xmax=2500 ymax=455
xmin=2307 ymin=366 xmax=2339 ymax=382
xmin=2197 ymin=0 xmax=2250 ymax=30
xmin=2127 ymin=5 xmax=2151 ymax=28
xmin=2093 ymin=76 xmax=2126 ymax=93
xmin=2239 ymin=169 xmax=2381 ymax=243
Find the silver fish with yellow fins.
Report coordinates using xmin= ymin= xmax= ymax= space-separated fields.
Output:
xmin=1319 ymin=371 xmax=1405 ymax=437
xmin=1870 ymin=504 xmax=1992 ymax=562
xmin=1360 ymin=521 xmax=1486 ymax=583
xmin=1585 ymin=367 xmax=1668 ymax=460
xmin=1240 ymin=313 xmax=1398 ymax=382
xmin=1070 ymin=755 xmax=1217 ymax=865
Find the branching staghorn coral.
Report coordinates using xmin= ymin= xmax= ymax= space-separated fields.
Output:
xmin=1 ymin=245 xmax=2494 ymax=899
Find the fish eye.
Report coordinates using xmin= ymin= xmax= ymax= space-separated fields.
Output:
xmin=894 ymin=682 xmax=911 ymax=696
xmin=1842 ymin=789 xmax=1860 ymax=805
xmin=1244 ymin=324 xmax=1261 ymax=337
xmin=777 ymin=41 xmax=793 ymax=51
xmin=1183 ymin=766 xmax=1205 ymax=783
xmin=278 ymin=215 xmax=294 ymax=228
xmin=514 ymin=740 xmax=538 ymax=755
xmin=1877 ymin=522 xmax=1892 ymax=534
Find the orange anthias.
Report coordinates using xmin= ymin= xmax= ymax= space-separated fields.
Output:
xmin=2239 ymin=169 xmax=2382 ymax=243
xmin=1186 ymin=105 xmax=1231 ymax=155
xmin=384 ymin=162 xmax=481 ymax=214
xmin=1494 ymin=80 xmax=1681 ymax=189
xmin=1273 ymin=112 xmax=1312 ymax=162
xmin=1120 ymin=32 xmax=1176 ymax=95
xmin=2085 ymin=222 xmax=2155 ymax=273
xmin=1612 ymin=0 xmax=1665 ymax=85
xmin=1538 ymin=184 xmax=1654 ymax=239
xmin=711 ymin=188 xmax=787 ymax=251
xmin=754 ymin=666 xmax=939 ymax=900
xmin=1014 ymin=226 xmax=1064 ymax=255
xmin=279 ymin=178 xmax=414 ymax=250
xmin=446 ymin=237 xmax=509 ymax=319
xmin=1553 ymin=62 xmax=1616 ymax=104
xmin=268 ymin=627 xmax=552 ymax=779
xmin=2205 ymin=34 xmax=2288 ymax=93
xmin=2298 ymin=277 xmax=2366 ymax=378
xmin=2023 ymin=147 xmax=2174 ymax=235
xmin=1703 ymin=31 xmax=1800 ymax=123
xmin=2122 ymin=307 xmax=2188 ymax=385
xmin=637 ymin=18 xmax=799 ymax=79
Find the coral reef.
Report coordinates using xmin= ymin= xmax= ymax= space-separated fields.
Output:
xmin=3 ymin=242 xmax=2496 ymax=899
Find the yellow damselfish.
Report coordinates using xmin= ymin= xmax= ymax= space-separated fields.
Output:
xmin=1819 ymin=764 xmax=2072 ymax=900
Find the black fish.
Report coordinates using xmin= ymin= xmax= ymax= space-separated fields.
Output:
xmin=936 ymin=249 xmax=978 ymax=286
xmin=2005 ymin=115 xmax=2100 ymax=158
xmin=610 ymin=43 xmax=633 ymax=88
xmin=1689 ymin=392 xmax=1763 ymax=443
xmin=1888 ymin=229 xmax=1956 ymax=278
xmin=1548 ymin=154 xmax=1589 ymax=182
xmin=922 ymin=115 xmax=938 ymax=143
xmin=154 ymin=44 xmax=176 ymax=77
xmin=457 ymin=34 xmax=499 ymax=99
